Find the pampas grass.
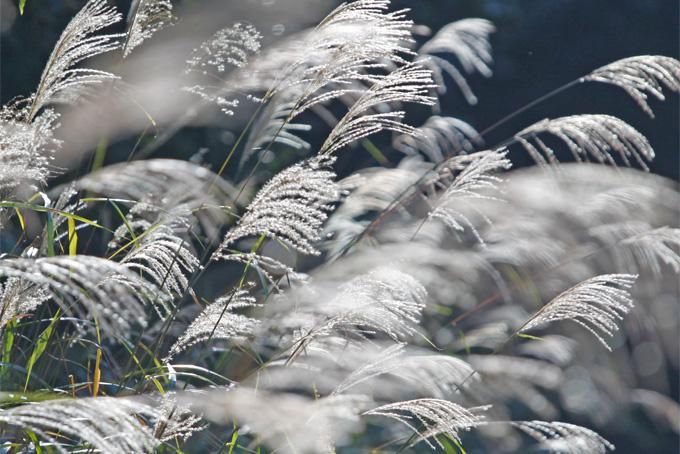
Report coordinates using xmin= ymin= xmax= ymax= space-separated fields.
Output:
xmin=0 ymin=1 xmax=678 ymax=453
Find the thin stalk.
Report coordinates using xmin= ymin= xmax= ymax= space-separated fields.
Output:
xmin=478 ymin=79 xmax=580 ymax=138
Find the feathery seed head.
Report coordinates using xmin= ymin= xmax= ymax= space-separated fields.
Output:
xmin=516 ymin=114 xmax=655 ymax=169
xmin=320 ymin=64 xmax=436 ymax=155
xmin=214 ymin=155 xmax=342 ymax=258
xmin=29 ymin=0 xmax=123 ymax=119
xmin=0 ymin=106 xmax=61 ymax=199
xmin=123 ymin=0 xmax=175 ymax=57
xmin=520 ymin=274 xmax=637 ymax=350
xmin=364 ymin=398 xmax=489 ymax=449
xmin=512 ymin=420 xmax=615 ymax=454
xmin=584 ymin=55 xmax=680 ymax=118
xmin=417 ymin=18 xmax=495 ymax=104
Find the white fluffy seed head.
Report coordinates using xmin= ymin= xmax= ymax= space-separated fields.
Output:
xmin=512 ymin=420 xmax=615 ymax=454
xmin=320 ymin=64 xmax=436 ymax=155
xmin=583 ymin=55 xmax=680 ymax=118
xmin=516 ymin=114 xmax=655 ymax=170
xmin=417 ymin=18 xmax=495 ymax=104
xmin=123 ymin=0 xmax=175 ymax=57
xmin=520 ymin=274 xmax=637 ymax=351
xmin=364 ymin=398 xmax=489 ymax=449
xmin=0 ymin=397 xmax=160 ymax=453
xmin=214 ymin=155 xmax=342 ymax=257
xmin=29 ymin=0 xmax=123 ymax=120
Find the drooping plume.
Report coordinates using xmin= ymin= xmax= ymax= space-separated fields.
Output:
xmin=426 ymin=150 xmax=511 ymax=242
xmin=519 ymin=274 xmax=637 ymax=350
xmin=512 ymin=420 xmax=614 ymax=454
xmin=515 ymin=114 xmax=655 ymax=169
xmin=364 ymin=399 xmax=489 ymax=449
xmin=0 ymin=255 xmax=163 ymax=337
xmin=123 ymin=0 xmax=175 ymax=57
xmin=320 ymin=64 xmax=436 ymax=155
xmin=583 ymin=55 xmax=680 ymax=117
xmin=0 ymin=397 xmax=159 ymax=453
xmin=214 ymin=155 xmax=342 ymax=258
xmin=166 ymin=289 xmax=258 ymax=359
xmin=27 ymin=0 xmax=123 ymax=120
xmin=417 ymin=18 xmax=495 ymax=104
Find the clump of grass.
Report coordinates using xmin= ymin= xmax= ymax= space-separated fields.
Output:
xmin=0 ymin=0 xmax=678 ymax=453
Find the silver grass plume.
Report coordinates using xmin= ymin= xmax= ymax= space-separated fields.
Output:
xmin=394 ymin=115 xmax=483 ymax=162
xmin=187 ymin=23 xmax=262 ymax=73
xmin=519 ymin=274 xmax=637 ymax=351
xmin=27 ymin=0 xmax=123 ymax=121
xmin=0 ymin=105 xmax=61 ymax=198
xmin=75 ymin=159 xmax=238 ymax=207
xmin=320 ymin=64 xmax=436 ymax=155
xmin=185 ymin=388 xmax=371 ymax=454
xmin=75 ymin=159 xmax=239 ymax=238
xmin=515 ymin=114 xmax=654 ymax=169
xmin=426 ymin=150 xmax=511 ymax=242
xmin=213 ymin=155 xmax=342 ymax=258
xmin=363 ymin=399 xmax=489 ymax=449
xmin=583 ymin=55 xmax=680 ymax=118
xmin=166 ymin=289 xmax=258 ymax=359
xmin=0 ymin=397 xmax=159 ymax=453
xmin=467 ymin=355 xmax=563 ymax=418
xmin=280 ymin=268 xmax=427 ymax=354
xmin=185 ymin=23 xmax=262 ymax=115
xmin=512 ymin=421 xmax=614 ymax=454
xmin=123 ymin=0 xmax=175 ymax=57
xmin=0 ymin=276 xmax=51 ymax=329
xmin=154 ymin=392 xmax=205 ymax=442
xmin=333 ymin=343 xmax=475 ymax=398
xmin=319 ymin=0 xmax=412 ymax=36
xmin=589 ymin=223 xmax=680 ymax=276
xmin=193 ymin=0 xmax=417 ymax=153
xmin=0 ymin=255 xmax=162 ymax=337
xmin=257 ymin=268 xmax=426 ymax=362
xmin=0 ymin=0 xmax=121 ymax=200
xmin=417 ymin=18 xmax=495 ymax=104
xmin=118 ymin=225 xmax=200 ymax=307
xmin=242 ymin=0 xmax=416 ymax=111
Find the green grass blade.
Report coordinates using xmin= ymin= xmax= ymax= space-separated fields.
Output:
xmin=1 ymin=319 xmax=16 ymax=382
xmin=24 ymin=309 xmax=60 ymax=391
xmin=24 ymin=430 xmax=43 ymax=454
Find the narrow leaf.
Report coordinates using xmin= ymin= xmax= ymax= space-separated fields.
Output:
xmin=67 ymin=217 xmax=78 ymax=256
xmin=24 ymin=310 xmax=60 ymax=391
